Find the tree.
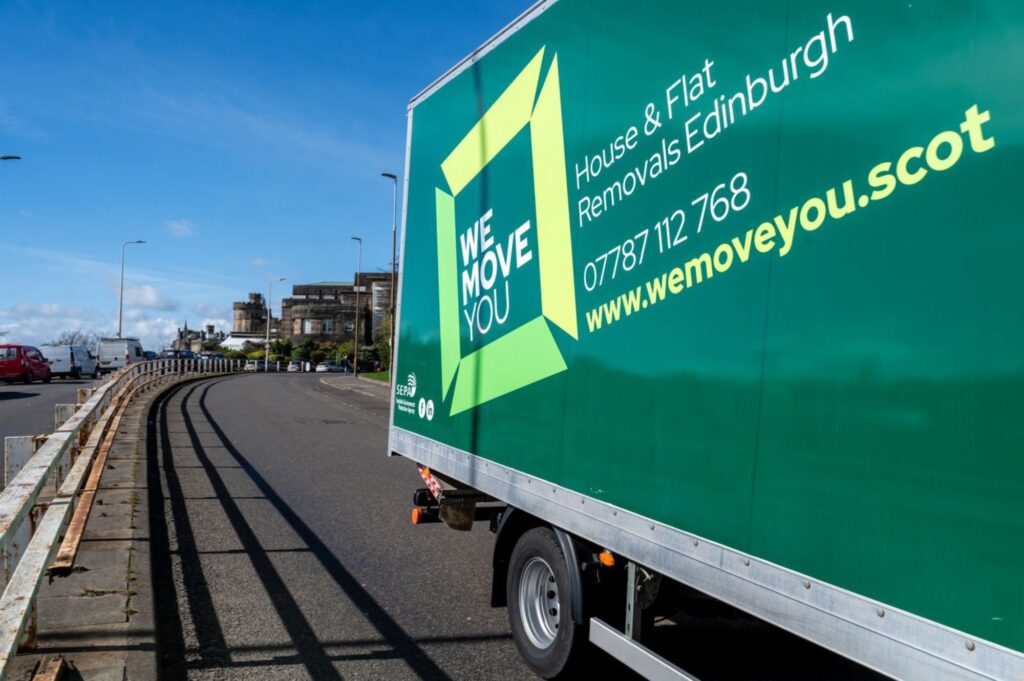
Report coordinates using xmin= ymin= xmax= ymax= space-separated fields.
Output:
xmin=46 ymin=329 xmax=99 ymax=348
xmin=242 ymin=340 xmax=269 ymax=358
xmin=334 ymin=340 xmax=353 ymax=363
xmin=272 ymin=338 xmax=293 ymax=357
xmin=373 ymin=316 xmax=392 ymax=370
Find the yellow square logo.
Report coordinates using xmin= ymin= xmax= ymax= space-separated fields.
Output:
xmin=434 ymin=47 xmax=577 ymax=415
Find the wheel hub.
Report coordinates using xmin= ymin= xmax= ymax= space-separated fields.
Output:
xmin=518 ymin=556 xmax=560 ymax=650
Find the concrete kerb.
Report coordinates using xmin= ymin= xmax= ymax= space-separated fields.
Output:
xmin=356 ymin=375 xmax=390 ymax=389
xmin=8 ymin=372 xmax=240 ymax=681
xmin=320 ymin=375 xmax=390 ymax=401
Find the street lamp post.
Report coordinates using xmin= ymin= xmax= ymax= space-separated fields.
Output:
xmin=266 ymin=277 xmax=286 ymax=372
xmin=351 ymin=236 xmax=362 ymax=377
xmin=381 ymin=172 xmax=398 ymax=372
xmin=118 ymin=240 xmax=146 ymax=337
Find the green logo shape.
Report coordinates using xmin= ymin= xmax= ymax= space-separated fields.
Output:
xmin=435 ymin=46 xmax=576 ymax=416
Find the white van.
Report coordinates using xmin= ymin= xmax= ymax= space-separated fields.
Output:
xmin=97 ymin=337 xmax=145 ymax=374
xmin=40 ymin=345 xmax=99 ymax=379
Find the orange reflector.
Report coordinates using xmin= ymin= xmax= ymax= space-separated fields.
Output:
xmin=598 ymin=550 xmax=615 ymax=567
xmin=411 ymin=508 xmax=424 ymax=525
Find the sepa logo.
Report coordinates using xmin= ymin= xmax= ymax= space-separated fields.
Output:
xmin=396 ymin=372 xmax=417 ymax=398
xmin=435 ymin=47 xmax=577 ymax=416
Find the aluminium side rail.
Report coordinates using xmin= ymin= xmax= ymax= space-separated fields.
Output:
xmin=0 ymin=358 xmax=244 ymax=673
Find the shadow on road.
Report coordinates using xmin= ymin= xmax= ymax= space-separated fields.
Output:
xmin=0 ymin=391 xmax=40 ymax=400
xmin=147 ymin=379 xmax=460 ymax=680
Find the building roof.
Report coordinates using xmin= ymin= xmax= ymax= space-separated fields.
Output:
xmin=306 ymin=281 xmax=353 ymax=286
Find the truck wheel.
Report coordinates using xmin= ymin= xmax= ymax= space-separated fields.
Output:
xmin=507 ymin=527 xmax=585 ymax=679
xmin=22 ymin=371 xmax=32 ymax=385
xmin=72 ymin=368 xmax=82 ymax=380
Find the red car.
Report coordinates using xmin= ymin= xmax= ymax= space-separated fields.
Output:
xmin=0 ymin=344 xmax=52 ymax=384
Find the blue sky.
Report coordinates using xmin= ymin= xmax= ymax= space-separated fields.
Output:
xmin=0 ymin=0 xmax=533 ymax=348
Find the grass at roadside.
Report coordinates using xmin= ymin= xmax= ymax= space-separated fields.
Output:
xmin=361 ymin=371 xmax=390 ymax=383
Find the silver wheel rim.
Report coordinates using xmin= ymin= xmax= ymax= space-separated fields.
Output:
xmin=518 ymin=556 xmax=560 ymax=650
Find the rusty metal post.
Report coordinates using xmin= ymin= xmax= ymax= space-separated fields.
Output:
xmin=33 ymin=655 xmax=66 ymax=680
xmin=22 ymin=505 xmax=39 ymax=651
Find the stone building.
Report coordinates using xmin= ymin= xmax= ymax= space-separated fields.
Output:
xmin=280 ymin=274 xmax=393 ymax=347
xmin=232 ymin=292 xmax=270 ymax=335
xmin=172 ymin=324 xmax=226 ymax=353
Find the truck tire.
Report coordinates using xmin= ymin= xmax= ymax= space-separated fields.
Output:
xmin=507 ymin=527 xmax=586 ymax=679
xmin=72 ymin=368 xmax=81 ymax=380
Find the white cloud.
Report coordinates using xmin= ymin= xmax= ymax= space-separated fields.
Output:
xmin=6 ymin=303 xmax=89 ymax=318
xmin=0 ymin=303 xmax=111 ymax=347
xmin=122 ymin=308 xmax=146 ymax=321
xmin=138 ymin=89 xmax=388 ymax=173
xmin=124 ymin=317 xmax=180 ymax=349
xmin=250 ymin=257 xmax=268 ymax=267
xmin=199 ymin=318 xmax=230 ymax=333
xmin=0 ymin=248 xmax=252 ymax=350
xmin=192 ymin=302 xmax=225 ymax=318
xmin=8 ymin=245 xmax=247 ymax=297
xmin=122 ymin=285 xmax=178 ymax=311
xmin=164 ymin=218 xmax=197 ymax=237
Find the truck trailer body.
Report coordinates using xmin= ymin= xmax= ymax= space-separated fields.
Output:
xmin=389 ymin=2 xmax=1024 ymax=678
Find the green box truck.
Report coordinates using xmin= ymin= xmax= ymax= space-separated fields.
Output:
xmin=388 ymin=2 xmax=1024 ymax=678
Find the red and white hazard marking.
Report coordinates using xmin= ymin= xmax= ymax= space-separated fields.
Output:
xmin=418 ymin=465 xmax=443 ymax=502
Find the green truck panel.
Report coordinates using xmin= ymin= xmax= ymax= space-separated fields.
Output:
xmin=393 ymin=0 xmax=1024 ymax=659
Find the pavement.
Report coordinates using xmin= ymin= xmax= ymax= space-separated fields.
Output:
xmin=7 ymin=375 xmax=166 ymax=681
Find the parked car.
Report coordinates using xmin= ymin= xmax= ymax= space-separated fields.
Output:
xmin=160 ymin=349 xmax=198 ymax=360
xmin=98 ymin=338 xmax=144 ymax=374
xmin=200 ymin=352 xmax=226 ymax=362
xmin=0 ymin=344 xmax=52 ymax=384
xmin=39 ymin=344 xmax=99 ymax=379
xmin=287 ymin=360 xmax=304 ymax=372
xmin=143 ymin=350 xmax=159 ymax=361
xmin=315 ymin=361 xmax=343 ymax=373
xmin=244 ymin=359 xmax=265 ymax=372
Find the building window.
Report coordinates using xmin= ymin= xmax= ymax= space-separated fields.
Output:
xmin=293 ymin=319 xmax=302 ymax=335
xmin=323 ymin=319 xmax=334 ymax=333
xmin=303 ymin=319 xmax=314 ymax=334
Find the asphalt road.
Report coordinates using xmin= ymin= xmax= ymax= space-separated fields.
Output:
xmin=148 ymin=373 xmax=887 ymax=680
xmin=0 ymin=376 xmax=102 ymax=445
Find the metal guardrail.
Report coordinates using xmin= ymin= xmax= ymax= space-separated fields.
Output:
xmin=0 ymin=358 xmax=244 ymax=674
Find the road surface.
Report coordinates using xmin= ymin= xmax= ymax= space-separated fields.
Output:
xmin=0 ymin=377 xmax=100 ymax=446
xmin=148 ymin=373 xmax=886 ymax=680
